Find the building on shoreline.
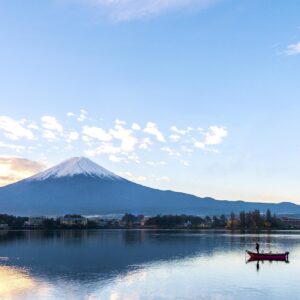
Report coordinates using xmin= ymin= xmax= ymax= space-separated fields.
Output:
xmin=24 ymin=217 xmax=47 ymax=228
xmin=60 ymin=216 xmax=88 ymax=227
xmin=0 ymin=224 xmax=9 ymax=230
xmin=281 ymin=217 xmax=300 ymax=228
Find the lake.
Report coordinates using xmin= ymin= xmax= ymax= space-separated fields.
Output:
xmin=0 ymin=230 xmax=299 ymax=299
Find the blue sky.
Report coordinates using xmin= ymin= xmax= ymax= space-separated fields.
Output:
xmin=0 ymin=0 xmax=300 ymax=203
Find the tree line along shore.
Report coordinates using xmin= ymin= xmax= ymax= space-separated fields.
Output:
xmin=0 ymin=209 xmax=298 ymax=230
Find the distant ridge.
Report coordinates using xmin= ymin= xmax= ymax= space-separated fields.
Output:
xmin=0 ymin=157 xmax=299 ymax=216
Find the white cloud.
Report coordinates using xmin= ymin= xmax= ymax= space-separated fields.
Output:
xmin=139 ymin=137 xmax=152 ymax=150
xmin=180 ymin=160 xmax=190 ymax=167
xmin=194 ymin=141 xmax=205 ymax=149
xmin=0 ymin=116 xmax=34 ymax=140
xmin=181 ymin=145 xmax=194 ymax=153
xmin=109 ymin=154 xmax=124 ymax=162
xmin=82 ymin=135 xmax=92 ymax=143
xmin=27 ymin=123 xmax=39 ymax=130
xmin=42 ymin=130 xmax=58 ymax=141
xmin=0 ymin=112 xmax=228 ymax=169
xmin=77 ymin=109 xmax=88 ymax=122
xmin=109 ymin=125 xmax=137 ymax=152
xmin=115 ymin=119 xmax=126 ymax=125
xmin=82 ymin=126 xmax=112 ymax=141
xmin=41 ymin=116 xmax=63 ymax=132
xmin=67 ymin=131 xmax=79 ymax=142
xmin=126 ymin=153 xmax=140 ymax=163
xmin=204 ymin=126 xmax=227 ymax=145
xmin=75 ymin=0 xmax=217 ymax=21
xmin=169 ymin=134 xmax=180 ymax=142
xmin=85 ymin=139 xmax=139 ymax=163
xmin=67 ymin=112 xmax=75 ymax=117
xmin=92 ymin=143 xmax=121 ymax=155
xmin=118 ymin=171 xmax=147 ymax=182
xmin=170 ymin=126 xmax=185 ymax=135
xmin=161 ymin=147 xmax=180 ymax=156
xmin=285 ymin=42 xmax=300 ymax=56
xmin=19 ymin=118 xmax=27 ymax=125
xmin=131 ymin=123 xmax=141 ymax=131
xmin=144 ymin=122 xmax=165 ymax=142
xmin=192 ymin=126 xmax=227 ymax=150
xmin=64 ymin=144 xmax=74 ymax=151
xmin=84 ymin=149 xmax=96 ymax=157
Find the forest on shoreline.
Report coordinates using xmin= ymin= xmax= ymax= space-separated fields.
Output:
xmin=0 ymin=209 xmax=293 ymax=230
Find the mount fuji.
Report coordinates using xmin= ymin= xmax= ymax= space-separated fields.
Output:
xmin=0 ymin=157 xmax=299 ymax=216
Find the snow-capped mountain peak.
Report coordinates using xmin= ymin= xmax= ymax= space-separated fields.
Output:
xmin=27 ymin=157 xmax=121 ymax=181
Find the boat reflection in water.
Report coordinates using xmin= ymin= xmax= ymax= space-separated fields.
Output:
xmin=246 ymin=250 xmax=289 ymax=261
xmin=246 ymin=251 xmax=290 ymax=272
xmin=246 ymin=249 xmax=290 ymax=272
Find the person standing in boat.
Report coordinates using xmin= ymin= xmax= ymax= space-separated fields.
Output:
xmin=255 ymin=242 xmax=260 ymax=254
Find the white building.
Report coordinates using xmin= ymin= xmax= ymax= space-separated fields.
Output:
xmin=24 ymin=217 xmax=46 ymax=227
xmin=60 ymin=217 xmax=88 ymax=226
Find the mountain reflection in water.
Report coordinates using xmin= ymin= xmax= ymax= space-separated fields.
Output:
xmin=0 ymin=230 xmax=299 ymax=299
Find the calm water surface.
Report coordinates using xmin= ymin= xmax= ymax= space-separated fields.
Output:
xmin=0 ymin=230 xmax=299 ymax=300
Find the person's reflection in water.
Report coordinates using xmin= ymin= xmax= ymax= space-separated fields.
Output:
xmin=256 ymin=261 xmax=260 ymax=272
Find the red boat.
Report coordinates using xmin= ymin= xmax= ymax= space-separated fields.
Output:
xmin=246 ymin=250 xmax=289 ymax=261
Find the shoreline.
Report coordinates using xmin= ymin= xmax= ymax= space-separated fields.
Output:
xmin=1 ymin=228 xmax=300 ymax=233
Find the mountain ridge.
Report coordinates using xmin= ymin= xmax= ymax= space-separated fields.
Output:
xmin=0 ymin=157 xmax=299 ymax=216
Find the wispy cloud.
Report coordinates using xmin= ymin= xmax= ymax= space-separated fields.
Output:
xmin=0 ymin=116 xmax=34 ymax=140
xmin=67 ymin=112 xmax=75 ymax=117
xmin=67 ymin=0 xmax=218 ymax=21
xmin=170 ymin=125 xmax=193 ymax=135
xmin=67 ymin=131 xmax=79 ymax=142
xmin=109 ymin=123 xmax=138 ymax=152
xmin=193 ymin=126 xmax=227 ymax=149
xmin=285 ymin=42 xmax=300 ymax=56
xmin=161 ymin=146 xmax=180 ymax=156
xmin=117 ymin=171 xmax=147 ymax=182
xmin=82 ymin=126 xmax=112 ymax=141
xmin=144 ymin=122 xmax=166 ymax=142
xmin=180 ymin=160 xmax=190 ymax=167
xmin=131 ymin=123 xmax=141 ymax=131
xmin=169 ymin=134 xmax=181 ymax=142
xmin=0 ymin=113 xmax=228 ymax=167
xmin=42 ymin=130 xmax=59 ymax=142
xmin=77 ymin=109 xmax=88 ymax=122
xmin=41 ymin=116 xmax=63 ymax=132
xmin=204 ymin=126 xmax=227 ymax=145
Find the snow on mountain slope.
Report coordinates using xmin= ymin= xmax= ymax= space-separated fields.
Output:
xmin=27 ymin=157 xmax=121 ymax=181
